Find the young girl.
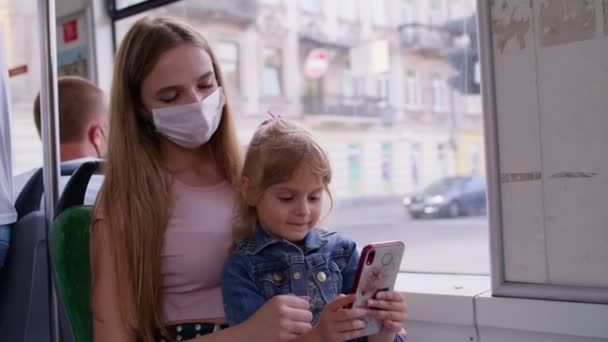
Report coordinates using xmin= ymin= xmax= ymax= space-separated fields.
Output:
xmin=92 ymin=17 xmax=314 ymax=342
xmin=222 ymin=118 xmax=407 ymax=342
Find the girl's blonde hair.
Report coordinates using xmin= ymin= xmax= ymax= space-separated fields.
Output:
xmin=95 ymin=16 xmax=241 ymax=341
xmin=234 ymin=119 xmax=333 ymax=243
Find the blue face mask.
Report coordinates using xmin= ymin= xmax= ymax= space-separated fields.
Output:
xmin=151 ymin=87 xmax=225 ymax=149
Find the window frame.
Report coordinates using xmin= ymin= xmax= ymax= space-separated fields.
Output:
xmin=100 ymin=0 xmax=511 ymax=283
xmin=108 ymin=0 xmax=180 ymax=20
xmin=478 ymin=0 xmax=608 ymax=304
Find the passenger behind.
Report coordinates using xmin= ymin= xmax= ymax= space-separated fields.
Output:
xmin=222 ymin=118 xmax=408 ymax=342
xmin=91 ymin=16 xmax=316 ymax=342
xmin=33 ymin=76 xmax=108 ymax=161
xmin=12 ymin=76 xmax=109 ymax=204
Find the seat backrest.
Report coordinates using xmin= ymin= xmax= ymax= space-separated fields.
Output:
xmin=52 ymin=206 xmax=92 ymax=342
xmin=14 ymin=162 xmax=82 ymax=220
xmin=0 ymin=211 xmax=50 ymax=341
xmin=0 ymin=161 xmax=88 ymax=341
xmin=51 ymin=160 xmax=103 ymax=342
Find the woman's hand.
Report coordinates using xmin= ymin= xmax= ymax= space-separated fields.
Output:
xmin=243 ymin=295 xmax=313 ymax=341
xmin=367 ymin=291 xmax=408 ymax=341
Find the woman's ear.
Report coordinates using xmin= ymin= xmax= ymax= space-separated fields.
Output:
xmin=240 ymin=176 xmax=256 ymax=206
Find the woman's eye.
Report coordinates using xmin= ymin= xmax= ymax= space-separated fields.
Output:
xmin=308 ymin=196 xmax=320 ymax=202
xmin=278 ymin=197 xmax=293 ymax=202
xmin=198 ymin=83 xmax=213 ymax=90
xmin=158 ymin=93 xmax=178 ymax=103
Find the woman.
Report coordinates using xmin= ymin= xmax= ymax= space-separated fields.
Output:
xmin=91 ymin=17 xmax=313 ymax=341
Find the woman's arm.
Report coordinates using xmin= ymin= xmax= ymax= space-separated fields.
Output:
xmin=90 ymin=218 xmax=136 ymax=341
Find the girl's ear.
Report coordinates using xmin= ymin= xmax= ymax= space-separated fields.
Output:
xmin=240 ymin=176 xmax=257 ymax=206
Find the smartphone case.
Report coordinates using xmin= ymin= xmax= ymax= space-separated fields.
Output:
xmin=350 ymin=241 xmax=405 ymax=336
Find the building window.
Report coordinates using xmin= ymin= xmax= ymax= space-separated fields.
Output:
xmin=373 ymin=0 xmax=387 ymax=25
xmin=401 ymin=0 xmax=416 ymax=40
xmin=436 ymin=143 xmax=447 ymax=178
xmin=381 ymin=143 xmax=393 ymax=191
xmin=466 ymin=95 xmax=482 ymax=114
xmin=469 ymin=143 xmax=479 ymax=175
xmin=377 ymin=73 xmax=390 ymax=100
xmin=431 ymin=74 xmax=447 ymax=112
xmin=342 ymin=72 xmax=363 ymax=109
xmin=300 ymin=0 xmax=322 ymax=14
xmin=401 ymin=0 xmax=415 ymax=24
xmin=347 ymin=143 xmax=362 ymax=195
xmin=216 ymin=41 xmax=239 ymax=94
xmin=405 ymin=71 xmax=421 ymax=110
xmin=429 ymin=0 xmax=443 ymax=24
xmin=342 ymin=71 xmax=362 ymax=105
xmin=342 ymin=73 xmax=357 ymax=97
xmin=409 ymin=143 xmax=422 ymax=192
xmin=339 ymin=0 xmax=358 ymax=21
xmin=262 ymin=48 xmax=282 ymax=97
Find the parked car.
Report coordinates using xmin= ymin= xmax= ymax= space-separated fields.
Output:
xmin=403 ymin=175 xmax=487 ymax=219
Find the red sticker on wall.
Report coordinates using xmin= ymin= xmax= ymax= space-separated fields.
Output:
xmin=8 ymin=64 xmax=28 ymax=78
xmin=63 ymin=20 xmax=78 ymax=43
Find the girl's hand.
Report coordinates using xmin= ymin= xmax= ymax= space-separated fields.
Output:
xmin=367 ymin=291 xmax=407 ymax=335
xmin=311 ymin=294 xmax=368 ymax=342
xmin=244 ymin=295 xmax=313 ymax=341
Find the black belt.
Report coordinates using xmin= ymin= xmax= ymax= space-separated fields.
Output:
xmin=154 ymin=322 xmax=228 ymax=341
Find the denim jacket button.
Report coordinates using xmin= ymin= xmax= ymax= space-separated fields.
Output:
xmin=293 ymin=272 xmax=302 ymax=280
xmin=316 ymin=272 xmax=327 ymax=283
xmin=273 ymin=272 xmax=283 ymax=282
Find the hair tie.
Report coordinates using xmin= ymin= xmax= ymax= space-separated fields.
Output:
xmin=267 ymin=111 xmax=282 ymax=120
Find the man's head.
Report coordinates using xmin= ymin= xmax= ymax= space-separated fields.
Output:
xmin=33 ymin=76 xmax=109 ymax=161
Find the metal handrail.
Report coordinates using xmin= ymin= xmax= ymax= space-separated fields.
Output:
xmin=37 ymin=0 xmax=61 ymax=341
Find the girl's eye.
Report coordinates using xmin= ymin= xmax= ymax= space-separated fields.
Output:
xmin=198 ymin=83 xmax=213 ymax=90
xmin=278 ymin=197 xmax=293 ymax=202
xmin=308 ymin=196 xmax=320 ymax=202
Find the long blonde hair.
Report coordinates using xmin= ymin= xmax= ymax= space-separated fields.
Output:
xmin=234 ymin=119 xmax=333 ymax=244
xmin=96 ymin=16 xmax=242 ymax=340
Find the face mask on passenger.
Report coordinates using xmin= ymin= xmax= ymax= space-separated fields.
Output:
xmin=151 ymin=87 xmax=225 ymax=149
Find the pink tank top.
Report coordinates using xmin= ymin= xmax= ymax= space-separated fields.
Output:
xmin=161 ymin=178 xmax=235 ymax=323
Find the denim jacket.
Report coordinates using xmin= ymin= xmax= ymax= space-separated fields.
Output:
xmin=221 ymin=225 xmax=404 ymax=342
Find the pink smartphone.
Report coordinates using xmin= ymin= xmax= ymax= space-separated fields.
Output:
xmin=349 ymin=241 xmax=405 ymax=336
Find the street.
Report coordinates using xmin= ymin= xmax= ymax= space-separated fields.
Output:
xmin=325 ymin=199 xmax=490 ymax=275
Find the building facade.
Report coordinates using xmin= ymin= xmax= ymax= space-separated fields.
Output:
xmin=4 ymin=0 xmax=484 ymax=199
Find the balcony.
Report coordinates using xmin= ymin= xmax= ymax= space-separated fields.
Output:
xmin=181 ymin=0 xmax=258 ymax=26
xmin=302 ymin=95 xmax=395 ymax=125
xmin=298 ymin=20 xmax=358 ymax=55
xmin=460 ymin=112 xmax=484 ymax=130
xmin=398 ymin=23 xmax=453 ymax=55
